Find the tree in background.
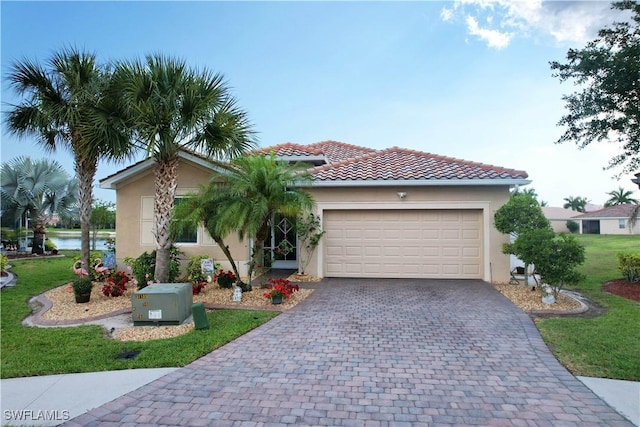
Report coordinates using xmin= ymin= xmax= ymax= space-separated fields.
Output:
xmin=90 ymin=199 xmax=115 ymax=250
xmin=5 ymin=48 xmax=132 ymax=271
xmin=1 ymin=157 xmax=78 ymax=253
xmin=114 ymin=55 xmax=256 ymax=282
xmin=604 ymin=187 xmax=639 ymax=206
xmin=512 ymin=186 xmax=548 ymax=206
xmin=550 ymin=0 xmax=640 ymax=175
xmin=563 ymin=196 xmax=589 ymax=212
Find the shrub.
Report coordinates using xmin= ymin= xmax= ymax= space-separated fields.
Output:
xmin=216 ymin=269 xmax=237 ymax=289
xmin=0 ymin=254 xmax=7 ymax=272
xmin=566 ymin=220 xmax=579 ymax=233
xmin=535 ymin=234 xmax=586 ymax=298
xmin=617 ymin=253 xmax=640 ymax=283
xmin=262 ymin=278 xmax=299 ymax=300
xmin=186 ymin=256 xmax=220 ymax=284
xmin=44 ymin=239 xmax=57 ymax=252
xmin=72 ymin=277 xmax=93 ymax=295
xmin=124 ymin=247 xmax=182 ymax=289
xmin=101 ymin=270 xmax=132 ymax=297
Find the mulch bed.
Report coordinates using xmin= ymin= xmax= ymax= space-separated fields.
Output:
xmin=602 ymin=279 xmax=640 ymax=302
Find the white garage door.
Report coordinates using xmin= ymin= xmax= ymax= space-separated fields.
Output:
xmin=324 ymin=210 xmax=482 ymax=278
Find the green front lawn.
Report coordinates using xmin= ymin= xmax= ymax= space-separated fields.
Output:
xmin=1 ymin=251 xmax=278 ymax=378
xmin=536 ymin=234 xmax=640 ymax=381
xmin=2 ymin=236 xmax=639 ymax=381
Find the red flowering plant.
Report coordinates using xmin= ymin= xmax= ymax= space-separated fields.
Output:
xmin=216 ymin=269 xmax=237 ymax=289
xmin=102 ymin=270 xmax=133 ymax=297
xmin=262 ymin=278 xmax=299 ymax=300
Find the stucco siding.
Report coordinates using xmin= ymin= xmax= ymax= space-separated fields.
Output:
xmin=110 ymin=159 xmax=514 ymax=283
xmin=596 ymin=218 xmax=640 ymax=235
xmin=113 ymin=160 xmax=250 ymax=277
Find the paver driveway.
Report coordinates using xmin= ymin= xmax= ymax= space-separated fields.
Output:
xmin=66 ymin=279 xmax=632 ymax=426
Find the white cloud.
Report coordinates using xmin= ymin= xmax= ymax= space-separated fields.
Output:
xmin=441 ymin=0 xmax=629 ymax=49
xmin=465 ymin=15 xmax=512 ymax=49
xmin=440 ymin=7 xmax=454 ymax=22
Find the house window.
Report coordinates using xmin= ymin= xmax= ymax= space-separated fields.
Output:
xmin=619 ymin=219 xmax=626 ymax=229
xmin=173 ymin=198 xmax=198 ymax=243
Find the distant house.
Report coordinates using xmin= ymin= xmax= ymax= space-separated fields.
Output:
xmin=541 ymin=207 xmax=579 ymax=233
xmin=572 ymin=204 xmax=640 ymax=235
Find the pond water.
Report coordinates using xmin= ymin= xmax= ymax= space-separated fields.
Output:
xmin=48 ymin=236 xmax=110 ymax=250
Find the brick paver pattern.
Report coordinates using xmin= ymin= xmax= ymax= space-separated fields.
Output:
xmin=66 ymin=279 xmax=632 ymax=426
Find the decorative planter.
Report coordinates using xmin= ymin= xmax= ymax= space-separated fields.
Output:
xmin=75 ymin=293 xmax=91 ymax=304
xmin=271 ymin=295 xmax=283 ymax=305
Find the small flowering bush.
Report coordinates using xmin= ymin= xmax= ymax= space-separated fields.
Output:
xmin=262 ymin=278 xmax=299 ymax=300
xmin=123 ymin=247 xmax=181 ymax=289
xmin=187 ymin=256 xmax=220 ymax=294
xmin=102 ymin=270 xmax=133 ymax=297
xmin=216 ymin=269 xmax=237 ymax=289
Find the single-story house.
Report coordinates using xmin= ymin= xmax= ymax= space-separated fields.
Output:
xmin=100 ymin=141 xmax=530 ymax=283
xmin=541 ymin=207 xmax=579 ymax=233
xmin=572 ymin=204 xmax=640 ymax=235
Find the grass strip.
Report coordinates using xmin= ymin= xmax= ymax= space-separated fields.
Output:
xmin=1 ymin=251 xmax=278 ymax=378
xmin=536 ymin=235 xmax=640 ymax=381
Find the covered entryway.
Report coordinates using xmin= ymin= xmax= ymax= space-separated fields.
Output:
xmin=323 ymin=209 xmax=482 ymax=278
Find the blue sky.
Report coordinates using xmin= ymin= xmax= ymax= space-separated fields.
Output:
xmin=1 ymin=1 xmax=638 ymax=207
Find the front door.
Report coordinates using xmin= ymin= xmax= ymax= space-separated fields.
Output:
xmin=269 ymin=215 xmax=298 ymax=269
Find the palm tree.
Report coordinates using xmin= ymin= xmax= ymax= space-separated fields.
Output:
xmin=604 ymin=187 xmax=638 ymax=207
xmin=115 ymin=54 xmax=256 ymax=282
xmin=5 ymin=48 xmax=132 ymax=270
xmin=1 ymin=157 xmax=78 ymax=253
xmin=171 ymin=185 xmax=243 ymax=282
xmin=171 ymin=154 xmax=314 ymax=290
xmin=563 ymin=196 xmax=589 ymax=212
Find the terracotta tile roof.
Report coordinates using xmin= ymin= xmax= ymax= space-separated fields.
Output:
xmin=252 ymin=142 xmax=325 ymax=158
xmin=101 ymin=141 xmax=529 ymax=189
xmin=308 ymin=146 xmax=528 ymax=181
xmin=573 ymin=204 xmax=639 ymax=219
xmin=306 ymin=140 xmax=377 ymax=163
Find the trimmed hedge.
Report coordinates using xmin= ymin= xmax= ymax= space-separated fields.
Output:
xmin=617 ymin=252 xmax=640 ymax=283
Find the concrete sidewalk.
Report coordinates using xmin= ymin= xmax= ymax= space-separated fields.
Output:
xmin=1 ymin=369 xmax=637 ymax=426
xmin=578 ymin=376 xmax=640 ymax=426
xmin=1 ymin=368 xmax=177 ymax=427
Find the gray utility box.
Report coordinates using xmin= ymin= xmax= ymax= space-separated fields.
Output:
xmin=132 ymin=283 xmax=193 ymax=326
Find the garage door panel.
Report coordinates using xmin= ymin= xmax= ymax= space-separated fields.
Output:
xmin=324 ymin=209 xmax=482 ymax=279
xmin=463 ymin=264 xmax=480 ymax=275
xmin=403 ymin=247 xmax=421 ymax=257
xmin=422 ymin=230 xmax=439 ymax=239
xmin=363 ymin=263 xmax=382 ymax=274
xmin=363 ymin=246 xmax=381 ymax=256
xmin=442 ymin=264 xmax=461 ymax=275
xmin=345 ymin=246 xmax=362 ymax=256
xmin=442 ymin=247 xmax=461 ymax=257
xmin=462 ymin=247 xmax=480 ymax=257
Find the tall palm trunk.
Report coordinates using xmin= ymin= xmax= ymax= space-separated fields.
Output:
xmin=76 ymin=156 xmax=97 ymax=274
xmin=154 ymin=157 xmax=178 ymax=282
xmin=245 ymin=223 xmax=271 ymax=290
xmin=213 ymin=236 xmax=242 ymax=282
xmin=30 ymin=216 xmax=47 ymax=254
